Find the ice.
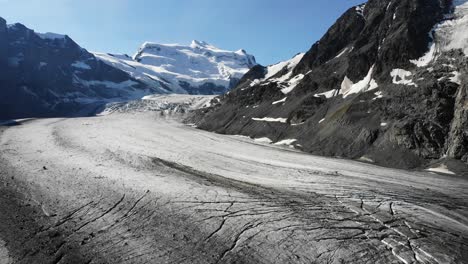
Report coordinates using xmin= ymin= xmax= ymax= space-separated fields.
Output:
xmin=0 ymin=108 xmax=466 ymax=263
xmin=340 ymin=65 xmax=378 ymax=98
xmin=411 ymin=0 xmax=468 ymax=66
xmin=93 ymin=40 xmax=256 ymax=94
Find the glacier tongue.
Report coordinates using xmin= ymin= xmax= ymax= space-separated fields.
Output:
xmin=94 ymin=40 xmax=257 ymax=95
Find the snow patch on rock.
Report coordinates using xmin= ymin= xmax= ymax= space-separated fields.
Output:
xmin=264 ymin=53 xmax=304 ymax=80
xmin=340 ymin=65 xmax=378 ymax=98
xmin=252 ymin=117 xmax=288 ymax=123
xmin=36 ymin=32 xmax=66 ymax=40
xmin=314 ymin=89 xmax=339 ymax=99
xmin=272 ymin=97 xmax=287 ymax=105
xmin=390 ymin=69 xmax=418 ymax=87
xmin=411 ymin=0 xmax=468 ymax=66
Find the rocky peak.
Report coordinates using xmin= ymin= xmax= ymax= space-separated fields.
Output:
xmin=294 ymin=0 xmax=452 ymax=82
xmin=96 ymin=40 xmax=257 ymax=95
xmin=193 ymin=0 xmax=468 ymax=172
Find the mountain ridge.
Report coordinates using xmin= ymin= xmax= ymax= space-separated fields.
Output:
xmin=0 ymin=17 xmax=256 ymax=118
xmin=191 ymin=0 xmax=468 ymax=172
xmin=94 ymin=40 xmax=257 ymax=95
xmin=0 ymin=17 xmax=161 ymax=119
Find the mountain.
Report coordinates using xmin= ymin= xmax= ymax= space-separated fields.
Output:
xmin=0 ymin=17 xmax=163 ymax=119
xmin=94 ymin=40 xmax=257 ymax=95
xmin=192 ymin=0 xmax=468 ymax=171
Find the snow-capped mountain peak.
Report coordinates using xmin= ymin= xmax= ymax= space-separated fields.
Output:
xmin=95 ymin=40 xmax=257 ymax=95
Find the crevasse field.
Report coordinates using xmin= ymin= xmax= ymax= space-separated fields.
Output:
xmin=0 ymin=96 xmax=467 ymax=264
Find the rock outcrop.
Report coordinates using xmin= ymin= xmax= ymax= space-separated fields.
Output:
xmin=192 ymin=0 xmax=468 ymax=170
xmin=0 ymin=18 xmax=157 ymax=119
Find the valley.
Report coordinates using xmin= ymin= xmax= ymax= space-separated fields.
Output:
xmin=0 ymin=110 xmax=467 ymax=263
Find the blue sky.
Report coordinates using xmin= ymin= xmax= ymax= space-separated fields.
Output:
xmin=0 ymin=0 xmax=365 ymax=65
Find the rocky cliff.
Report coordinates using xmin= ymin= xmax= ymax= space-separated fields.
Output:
xmin=0 ymin=18 xmax=158 ymax=119
xmin=192 ymin=0 xmax=468 ymax=171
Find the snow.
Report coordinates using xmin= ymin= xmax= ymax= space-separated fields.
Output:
xmin=254 ymin=137 xmax=273 ymax=144
xmin=74 ymin=78 xmax=138 ymax=90
xmin=281 ymin=74 xmax=304 ymax=94
xmin=314 ymin=89 xmax=339 ymax=99
xmin=390 ymin=69 xmax=418 ymax=87
xmin=272 ymin=97 xmax=287 ymax=105
xmin=440 ymin=0 xmax=468 ymax=56
xmin=93 ymin=40 xmax=256 ymax=94
xmin=358 ymin=156 xmax=374 ymax=163
xmin=250 ymin=79 xmax=261 ymax=87
xmin=381 ymin=122 xmax=388 ymax=127
xmin=368 ymin=78 xmax=379 ymax=90
xmin=450 ymin=71 xmax=462 ymax=85
xmin=340 ymin=65 xmax=378 ymax=98
xmin=71 ymin=61 xmax=92 ymax=70
xmin=264 ymin=53 xmax=304 ymax=80
xmin=318 ymin=118 xmax=325 ymax=124
xmin=0 ymin=239 xmax=11 ymax=264
xmin=245 ymin=53 xmax=306 ymax=94
xmin=36 ymin=32 xmax=66 ymax=40
xmin=274 ymin=139 xmax=297 ymax=147
xmin=372 ymin=91 xmax=384 ymax=100
xmin=386 ymin=1 xmax=393 ymax=11
xmin=411 ymin=0 xmax=468 ymax=66
xmin=252 ymin=117 xmax=288 ymax=123
xmin=99 ymin=94 xmax=215 ymax=115
xmin=356 ymin=4 xmax=366 ymax=17
xmin=69 ymin=76 xmax=155 ymax=103
xmin=334 ymin=47 xmax=350 ymax=59
xmin=410 ymin=33 xmax=437 ymax=67
xmin=426 ymin=164 xmax=456 ymax=175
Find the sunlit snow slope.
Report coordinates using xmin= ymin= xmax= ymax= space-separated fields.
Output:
xmin=94 ymin=40 xmax=257 ymax=95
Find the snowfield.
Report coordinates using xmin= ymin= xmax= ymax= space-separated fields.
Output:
xmin=94 ymin=40 xmax=256 ymax=94
xmin=0 ymin=110 xmax=467 ymax=263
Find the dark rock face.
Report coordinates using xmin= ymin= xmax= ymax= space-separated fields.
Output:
xmin=179 ymin=81 xmax=228 ymax=95
xmin=192 ymin=0 xmax=468 ymax=169
xmin=0 ymin=18 xmax=156 ymax=119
